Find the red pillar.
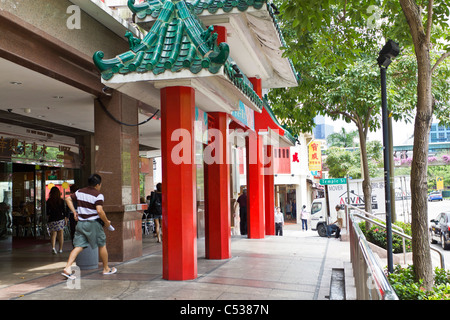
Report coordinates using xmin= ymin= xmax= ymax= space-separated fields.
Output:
xmin=160 ymin=86 xmax=197 ymax=280
xmin=246 ymin=131 xmax=265 ymax=238
xmin=249 ymin=77 xmax=273 ymax=237
xmin=204 ymin=112 xmax=231 ymax=259
xmin=213 ymin=26 xmax=227 ymax=44
xmin=264 ymin=145 xmax=275 ymax=235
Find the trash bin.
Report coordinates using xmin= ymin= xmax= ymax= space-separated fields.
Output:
xmin=76 ymin=245 xmax=99 ymax=270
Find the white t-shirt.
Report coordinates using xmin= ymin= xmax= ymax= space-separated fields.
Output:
xmin=275 ymin=211 xmax=284 ymax=224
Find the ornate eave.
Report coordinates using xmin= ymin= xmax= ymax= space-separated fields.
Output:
xmin=94 ymin=0 xmax=263 ymax=113
xmin=129 ymin=0 xmax=299 ymax=89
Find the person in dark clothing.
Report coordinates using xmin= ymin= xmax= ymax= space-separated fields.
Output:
xmin=235 ymin=189 xmax=247 ymax=235
xmin=47 ymin=187 xmax=67 ymax=254
xmin=149 ymin=183 xmax=162 ymax=243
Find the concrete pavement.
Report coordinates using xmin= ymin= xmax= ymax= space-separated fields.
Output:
xmin=0 ymin=224 xmax=355 ymax=303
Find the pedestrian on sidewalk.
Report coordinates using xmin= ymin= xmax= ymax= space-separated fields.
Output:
xmin=326 ymin=205 xmax=343 ymax=239
xmin=300 ymin=205 xmax=309 ymax=231
xmin=149 ymin=182 xmax=162 ymax=243
xmin=61 ymin=174 xmax=116 ymax=280
xmin=47 ymin=187 xmax=67 ymax=254
xmin=275 ymin=207 xmax=284 ymax=236
xmin=235 ymin=189 xmax=247 ymax=236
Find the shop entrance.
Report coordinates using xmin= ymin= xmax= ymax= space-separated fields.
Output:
xmin=0 ymin=162 xmax=77 ymax=247
xmin=275 ymin=185 xmax=297 ymax=222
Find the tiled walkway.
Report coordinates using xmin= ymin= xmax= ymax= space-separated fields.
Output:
xmin=0 ymin=224 xmax=351 ymax=302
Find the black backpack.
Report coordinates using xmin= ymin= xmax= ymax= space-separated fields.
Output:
xmin=150 ymin=191 xmax=162 ymax=216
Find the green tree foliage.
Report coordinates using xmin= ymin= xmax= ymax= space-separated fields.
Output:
xmin=325 ymin=140 xmax=383 ymax=179
xmin=327 ymin=128 xmax=358 ymax=148
xmin=270 ymin=0 xmax=450 ymax=289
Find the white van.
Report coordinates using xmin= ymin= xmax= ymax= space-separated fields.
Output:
xmin=310 ymin=198 xmax=339 ymax=237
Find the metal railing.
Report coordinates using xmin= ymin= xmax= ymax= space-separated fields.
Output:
xmin=348 ymin=205 xmax=408 ymax=264
xmin=347 ymin=204 xmax=445 ymax=300
xmin=347 ymin=206 xmax=398 ymax=300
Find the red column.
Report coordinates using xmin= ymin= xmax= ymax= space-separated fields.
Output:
xmin=160 ymin=86 xmax=197 ymax=280
xmin=204 ymin=112 xmax=231 ymax=259
xmin=264 ymin=145 xmax=275 ymax=235
xmin=246 ymin=131 xmax=265 ymax=238
xmin=249 ymin=77 xmax=272 ymax=237
xmin=213 ymin=26 xmax=227 ymax=44
xmin=249 ymin=77 xmax=262 ymax=98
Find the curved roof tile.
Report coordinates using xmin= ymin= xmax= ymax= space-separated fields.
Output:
xmin=94 ymin=0 xmax=229 ymax=80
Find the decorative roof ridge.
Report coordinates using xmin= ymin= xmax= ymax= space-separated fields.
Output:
xmin=93 ymin=0 xmax=264 ymax=112
xmin=261 ymin=95 xmax=297 ymax=145
xmin=223 ymin=58 xmax=264 ymax=110
xmin=128 ymin=0 xmax=267 ymax=19
xmin=93 ymin=0 xmax=229 ymax=80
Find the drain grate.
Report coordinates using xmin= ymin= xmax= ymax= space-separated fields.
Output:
xmin=329 ymin=268 xmax=345 ymax=300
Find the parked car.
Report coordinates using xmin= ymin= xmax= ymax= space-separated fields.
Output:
xmin=428 ymin=191 xmax=443 ymax=201
xmin=429 ymin=212 xmax=450 ymax=250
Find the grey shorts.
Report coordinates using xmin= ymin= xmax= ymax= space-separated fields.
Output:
xmin=73 ymin=220 xmax=106 ymax=249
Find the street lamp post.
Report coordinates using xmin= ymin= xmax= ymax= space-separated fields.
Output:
xmin=377 ymin=39 xmax=400 ymax=274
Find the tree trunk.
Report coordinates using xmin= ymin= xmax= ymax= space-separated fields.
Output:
xmin=399 ymin=0 xmax=434 ymax=290
xmin=410 ymin=56 xmax=433 ymax=289
xmin=357 ymin=122 xmax=372 ymax=229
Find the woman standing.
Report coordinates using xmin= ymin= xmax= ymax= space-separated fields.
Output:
xmin=47 ymin=187 xmax=67 ymax=254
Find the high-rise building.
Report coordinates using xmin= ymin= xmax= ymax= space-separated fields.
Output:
xmin=313 ymin=115 xmax=334 ymax=140
xmin=430 ymin=122 xmax=450 ymax=143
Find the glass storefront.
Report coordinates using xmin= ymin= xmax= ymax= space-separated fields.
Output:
xmin=0 ymin=163 xmax=78 ymax=242
xmin=0 ymin=124 xmax=81 ymax=246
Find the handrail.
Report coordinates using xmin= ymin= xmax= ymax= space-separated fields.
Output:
xmin=347 ymin=209 xmax=398 ymax=300
xmin=351 ymin=211 xmax=445 ymax=269
xmin=348 ymin=205 xmax=408 ymax=264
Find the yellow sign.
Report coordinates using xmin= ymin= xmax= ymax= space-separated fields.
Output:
xmin=436 ymin=177 xmax=444 ymax=190
xmin=308 ymin=140 xmax=322 ymax=171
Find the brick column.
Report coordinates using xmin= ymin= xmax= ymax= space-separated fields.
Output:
xmin=94 ymin=92 xmax=142 ymax=262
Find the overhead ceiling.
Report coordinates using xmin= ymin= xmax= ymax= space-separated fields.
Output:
xmin=0 ymin=57 xmax=161 ymax=150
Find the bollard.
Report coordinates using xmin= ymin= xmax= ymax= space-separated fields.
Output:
xmin=75 ymin=245 xmax=99 ymax=270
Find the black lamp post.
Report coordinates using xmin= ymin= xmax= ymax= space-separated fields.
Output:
xmin=377 ymin=39 xmax=400 ymax=274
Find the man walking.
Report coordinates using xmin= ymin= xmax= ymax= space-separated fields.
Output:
xmin=61 ymin=174 xmax=116 ymax=279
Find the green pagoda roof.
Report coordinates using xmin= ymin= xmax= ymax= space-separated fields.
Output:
xmin=94 ymin=0 xmax=229 ymax=79
xmin=128 ymin=0 xmax=266 ymax=19
xmin=93 ymin=0 xmax=264 ymax=110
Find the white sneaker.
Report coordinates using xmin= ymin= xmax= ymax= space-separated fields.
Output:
xmin=52 ymin=248 xmax=57 ymax=254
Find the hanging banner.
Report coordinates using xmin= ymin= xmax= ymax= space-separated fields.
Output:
xmin=437 ymin=177 xmax=444 ymax=190
xmin=308 ymin=140 xmax=322 ymax=171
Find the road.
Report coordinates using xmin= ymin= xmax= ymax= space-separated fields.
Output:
xmin=395 ymin=198 xmax=450 ymax=269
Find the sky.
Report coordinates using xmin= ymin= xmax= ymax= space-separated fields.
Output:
xmin=331 ymin=117 xmax=415 ymax=146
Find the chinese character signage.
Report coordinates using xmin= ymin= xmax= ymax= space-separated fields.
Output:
xmin=308 ymin=140 xmax=322 ymax=171
xmin=0 ymin=135 xmax=79 ymax=168
xmin=437 ymin=177 xmax=444 ymax=190
xmin=231 ymin=101 xmax=255 ymax=131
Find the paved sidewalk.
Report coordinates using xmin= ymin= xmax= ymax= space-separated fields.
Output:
xmin=0 ymin=224 xmax=352 ymax=302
